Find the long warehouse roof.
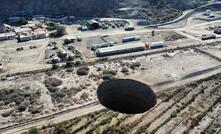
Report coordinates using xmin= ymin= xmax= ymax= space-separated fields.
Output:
xmin=0 ymin=32 xmax=16 ymax=38
xmin=97 ymin=42 xmax=145 ymax=53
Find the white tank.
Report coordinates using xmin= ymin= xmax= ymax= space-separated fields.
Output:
xmin=150 ymin=41 xmax=164 ymax=46
xmin=149 ymin=41 xmax=164 ymax=49
xmin=122 ymin=36 xmax=141 ymax=43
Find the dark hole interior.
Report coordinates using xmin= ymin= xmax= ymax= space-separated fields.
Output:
xmin=97 ymin=79 xmax=157 ymax=114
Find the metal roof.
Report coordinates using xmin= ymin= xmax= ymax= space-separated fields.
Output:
xmin=87 ymin=20 xmax=99 ymax=25
xmin=97 ymin=42 xmax=144 ymax=53
xmin=0 ymin=32 xmax=16 ymax=38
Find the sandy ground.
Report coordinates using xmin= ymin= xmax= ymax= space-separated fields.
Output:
xmin=0 ymin=39 xmax=52 ymax=74
xmin=129 ymin=49 xmax=220 ymax=85
xmin=1 ymin=5 xmax=221 ymax=133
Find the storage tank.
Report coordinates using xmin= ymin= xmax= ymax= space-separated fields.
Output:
xmin=122 ymin=36 xmax=141 ymax=43
xmin=149 ymin=41 xmax=164 ymax=49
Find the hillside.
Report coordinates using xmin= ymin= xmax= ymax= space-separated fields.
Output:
xmin=0 ymin=0 xmax=117 ymax=17
xmin=0 ymin=0 xmax=207 ymax=18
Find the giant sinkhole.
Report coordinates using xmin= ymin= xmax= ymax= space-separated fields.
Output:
xmin=97 ymin=79 xmax=157 ymax=114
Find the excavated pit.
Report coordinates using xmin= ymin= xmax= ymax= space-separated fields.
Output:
xmin=97 ymin=79 xmax=157 ymax=114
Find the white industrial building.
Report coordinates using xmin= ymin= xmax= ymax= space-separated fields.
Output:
xmin=18 ymin=33 xmax=32 ymax=42
xmin=32 ymin=30 xmax=47 ymax=40
xmin=96 ymin=42 xmax=146 ymax=57
xmin=14 ymin=27 xmax=32 ymax=35
xmin=0 ymin=32 xmax=17 ymax=41
xmin=96 ymin=41 xmax=165 ymax=57
xmin=21 ymin=22 xmax=43 ymax=29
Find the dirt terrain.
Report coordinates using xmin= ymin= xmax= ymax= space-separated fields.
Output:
xmin=35 ymin=73 xmax=221 ymax=134
xmin=1 ymin=1 xmax=221 ymax=134
xmin=1 ymin=42 xmax=221 ymax=133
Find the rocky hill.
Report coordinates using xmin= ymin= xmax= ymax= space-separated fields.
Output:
xmin=0 ymin=0 xmax=207 ymax=18
xmin=0 ymin=0 xmax=117 ymax=17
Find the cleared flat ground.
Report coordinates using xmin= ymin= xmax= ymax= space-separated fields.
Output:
xmin=0 ymin=39 xmax=52 ymax=74
xmin=201 ymin=45 xmax=221 ymax=58
xmin=129 ymin=49 xmax=220 ymax=85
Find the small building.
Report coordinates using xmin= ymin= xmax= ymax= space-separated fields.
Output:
xmin=18 ymin=33 xmax=32 ymax=42
xmin=91 ymin=42 xmax=114 ymax=51
xmin=209 ymin=13 xmax=215 ymax=18
xmin=96 ymin=42 xmax=145 ymax=57
xmin=0 ymin=32 xmax=16 ymax=41
xmin=32 ymin=30 xmax=47 ymax=40
xmin=22 ymin=22 xmax=43 ymax=29
xmin=14 ymin=27 xmax=32 ymax=35
xmin=32 ymin=22 xmax=43 ymax=28
xmin=86 ymin=20 xmax=100 ymax=30
xmin=81 ymin=25 xmax=88 ymax=31
xmin=204 ymin=10 xmax=211 ymax=16
xmin=148 ymin=41 xmax=165 ymax=49
xmin=21 ymin=23 xmax=35 ymax=28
